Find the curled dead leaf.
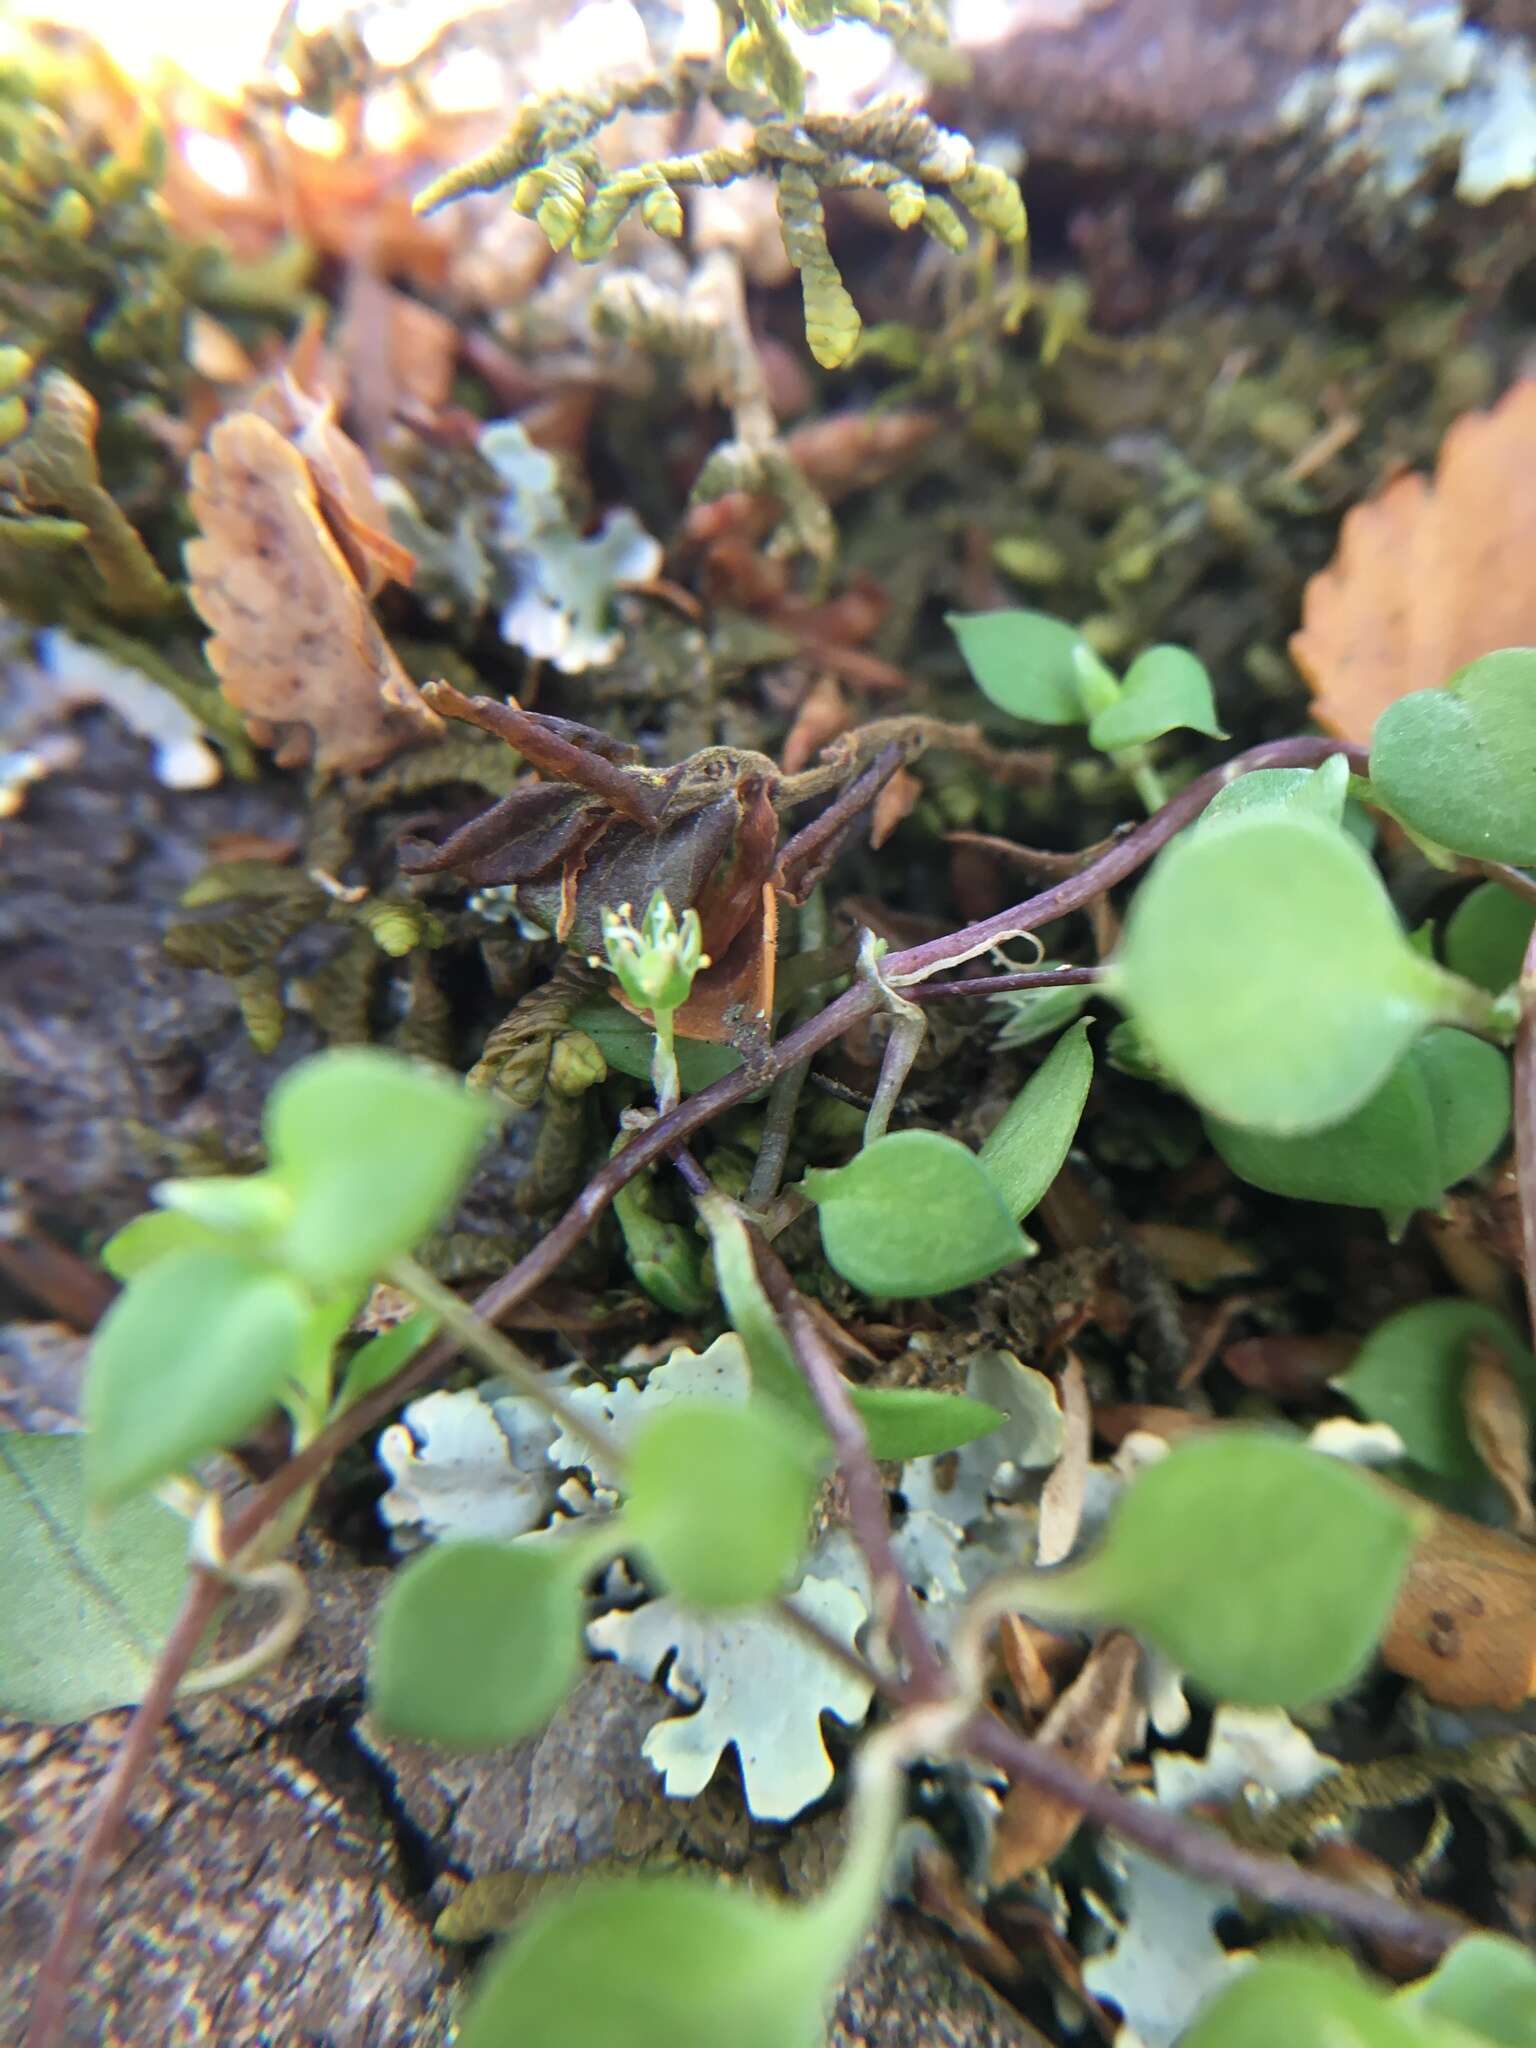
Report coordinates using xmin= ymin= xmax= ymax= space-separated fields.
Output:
xmin=1463 ymin=1336 xmax=1536 ymax=1540
xmin=998 ymin=1612 xmax=1080 ymax=1721
xmin=185 ymin=413 xmax=440 ymax=776
xmin=991 ymin=1630 xmax=1141 ymax=1884
xmin=1381 ymin=1493 xmax=1536 ymax=1709
xmin=782 ymin=675 xmax=852 ymax=775
xmin=1037 ymin=1352 xmax=1090 ymax=1567
xmin=1291 ymin=380 xmax=1536 ymax=743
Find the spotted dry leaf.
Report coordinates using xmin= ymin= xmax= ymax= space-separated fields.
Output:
xmin=1291 ymin=380 xmax=1536 ymax=744
xmin=185 ymin=413 xmax=440 ymax=775
xmin=1381 ymin=1495 xmax=1536 ymax=1708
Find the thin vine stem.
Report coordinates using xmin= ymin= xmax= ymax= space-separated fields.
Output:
xmin=748 ymin=1231 xmax=948 ymax=1700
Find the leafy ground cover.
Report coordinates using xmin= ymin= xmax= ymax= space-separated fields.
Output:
xmin=5 ymin=5 xmax=1536 ymax=2046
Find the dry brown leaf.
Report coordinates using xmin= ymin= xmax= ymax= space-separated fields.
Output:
xmin=786 ymin=410 xmax=941 ymax=503
xmin=1463 ymin=1336 xmax=1536 ymax=1539
xmin=185 ymin=412 xmax=440 ymax=776
xmin=1129 ymin=1221 xmax=1261 ymax=1289
xmin=1093 ymin=1403 xmax=1213 ymax=1447
xmin=990 ymin=1631 xmax=1141 ymax=1884
xmin=869 ymin=765 xmax=922 ymax=850
xmin=1221 ymin=1332 xmax=1358 ymax=1400
xmin=1037 ymin=1352 xmax=1090 ymax=1567
xmin=1291 ymin=379 xmax=1536 ymax=743
xmin=251 ymin=372 xmax=416 ymax=596
xmin=998 ymin=1612 xmax=1079 ymax=1721
xmin=1381 ymin=1494 xmax=1536 ymax=1708
xmin=781 ymin=675 xmax=851 ymax=774
xmin=909 ymin=1845 xmax=1023 ymax=1986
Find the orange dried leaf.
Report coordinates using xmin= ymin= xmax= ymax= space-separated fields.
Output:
xmin=1380 ymin=1495 xmax=1536 ymax=1709
xmin=782 ymin=675 xmax=851 ymax=774
xmin=991 ymin=1631 xmax=1140 ymax=1883
xmin=869 ymin=765 xmax=921 ymax=850
xmin=185 ymin=413 xmax=440 ymax=776
xmin=1292 ymin=380 xmax=1536 ymax=743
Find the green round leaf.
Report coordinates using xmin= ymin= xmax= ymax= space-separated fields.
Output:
xmin=1401 ymin=1933 xmax=1536 ymax=2046
xmin=626 ymin=1399 xmax=819 ymax=1611
xmin=804 ymin=1130 xmax=1031 ymax=1298
xmin=947 ymin=608 xmax=1091 ymax=725
xmin=0 ymin=1431 xmax=190 ymax=1723
xmin=1444 ymin=880 xmax=1536 ymax=993
xmin=265 ymin=1048 xmax=500 ymax=1289
xmin=977 ymin=1018 xmax=1093 ymax=1222
xmin=1207 ymin=1028 xmax=1509 ymax=1214
xmin=84 ymin=1250 xmax=310 ymax=1507
xmin=1371 ymin=648 xmax=1536 ymax=865
xmin=1110 ymin=812 xmax=1479 ymax=1135
xmin=456 ymin=1872 xmax=841 ymax=2048
xmin=368 ymin=1536 xmax=591 ymax=1749
xmin=1185 ymin=1954 xmax=1452 ymax=2048
xmin=1335 ymin=1300 xmax=1536 ymax=1485
xmin=1028 ymin=1433 xmax=1420 ymax=1708
xmin=1088 ymin=645 xmax=1226 ymax=751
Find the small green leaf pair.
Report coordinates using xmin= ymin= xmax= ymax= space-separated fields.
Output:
xmin=85 ymin=1050 xmax=499 ymax=1508
xmin=948 ymin=607 xmax=1226 ymax=751
xmin=801 ymin=1019 xmax=1093 ymax=1299
xmin=370 ymin=1390 xmax=823 ymax=1750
